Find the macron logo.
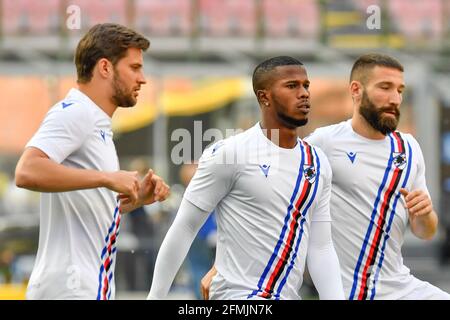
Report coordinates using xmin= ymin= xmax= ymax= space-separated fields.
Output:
xmin=346 ymin=152 xmax=357 ymax=163
xmin=100 ymin=130 xmax=106 ymax=142
xmin=212 ymin=141 xmax=225 ymax=155
xmin=62 ymin=102 xmax=74 ymax=109
xmin=259 ymin=164 xmax=270 ymax=177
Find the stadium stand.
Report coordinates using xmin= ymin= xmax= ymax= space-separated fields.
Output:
xmin=198 ymin=0 xmax=256 ymax=36
xmin=262 ymin=0 xmax=320 ymax=38
xmin=2 ymin=0 xmax=60 ymax=35
xmin=387 ymin=0 xmax=443 ymax=41
xmin=135 ymin=0 xmax=192 ymax=36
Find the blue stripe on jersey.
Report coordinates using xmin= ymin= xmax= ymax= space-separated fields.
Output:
xmin=349 ymin=136 xmax=395 ymax=300
xmin=248 ymin=141 xmax=305 ymax=299
xmin=105 ymin=237 xmax=119 ymax=299
xmin=369 ymin=140 xmax=413 ymax=299
xmin=274 ymin=148 xmax=322 ymax=299
xmin=100 ymin=205 xmax=119 ymax=259
xmin=97 ymin=202 xmax=120 ymax=300
xmin=97 ymin=264 xmax=105 ymax=300
xmin=107 ymin=267 xmax=114 ymax=299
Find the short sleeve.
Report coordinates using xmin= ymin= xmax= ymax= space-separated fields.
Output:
xmin=26 ymin=101 xmax=94 ymax=164
xmin=183 ymin=138 xmax=238 ymax=213
xmin=311 ymin=148 xmax=332 ymax=222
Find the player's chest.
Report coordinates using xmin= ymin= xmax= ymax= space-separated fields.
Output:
xmin=329 ymin=142 xmax=415 ymax=199
xmin=81 ymin=126 xmax=119 ymax=171
xmin=233 ymin=154 xmax=320 ymax=206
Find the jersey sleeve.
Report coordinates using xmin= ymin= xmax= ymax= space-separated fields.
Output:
xmin=408 ymin=135 xmax=430 ymax=196
xmin=183 ymin=138 xmax=238 ymax=213
xmin=311 ymin=147 xmax=332 ymax=222
xmin=26 ymin=102 xmax=94 ymax=164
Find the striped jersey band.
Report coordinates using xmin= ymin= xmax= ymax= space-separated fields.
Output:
xmin=249 ymin=140 xmax=321 ymax=299
xmin=97 ymin=200 xmax=122 ymax=300
xmin=349 ymin=132 xmax=412 ymax=300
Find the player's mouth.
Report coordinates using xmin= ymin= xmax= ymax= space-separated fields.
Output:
xmin=296 ymin=102 xmax=310 ymax=114
xmin=382 ymin=109 xmax=399 ymax=117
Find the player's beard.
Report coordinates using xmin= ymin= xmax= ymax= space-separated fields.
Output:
xmin=273 ymin=97 xmax=308 ymax=129
xmin=359 ymin=90 xmax=400 ymax=135
xmin=111 ymin=71 xmax=136 ymax=108
xmin=277 ymin=111 xmax=308 ymax=128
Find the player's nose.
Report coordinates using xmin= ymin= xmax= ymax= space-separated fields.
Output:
xmin=138 ymin=71 xmax=146 ymax=85
xmin=389 ymin=91 xmax=402 ymax=106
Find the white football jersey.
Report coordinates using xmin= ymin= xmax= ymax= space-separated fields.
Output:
xmin=184 ymin=123 xmax=332 ymax=300
xmin=25 ymin=88 xmax=120 ymax=300
xmin=306 ymin=119 xmax=438 ymax=300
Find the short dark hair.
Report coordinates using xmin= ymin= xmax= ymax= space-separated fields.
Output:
xmin=350 ymin=53 xmax=404 ymax=84
xmin=75 ymin=23 xmax=150 ymax=84
xmin=252 ymin=56 xmax=304 ymax=94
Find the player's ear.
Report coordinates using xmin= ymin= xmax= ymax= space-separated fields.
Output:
xmin=256 ymin=89 xmax=270 ymax=107
xmin=97 ymin=58 xmax=113 ymax=80
xmin=350 ymin=81 xmax=363 ymax=101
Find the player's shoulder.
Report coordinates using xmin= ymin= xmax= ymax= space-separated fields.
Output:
xmin=305 ymin=120 xmax=350 ymax=145
xmin=314 ymin=120 xmax=349 ymax=136
xmin=44 ymin=90 xmax=99 ymax=130
xmin=47 ymin=95 xmax=94 ymax=120
xmin=203 ymin=124 xmax=257 ymax=157
xmin=308 ymin=142 xmax=331 ymax=172
xmin=395 ymin=131 xmax=421 ymax=150
xmin=197 ymin=129 xmax=250 ymax=177
xmin=307 ymin=142 xmax=327 ymax=160
xmin=396 ymin=131 xmax=417 ymax=142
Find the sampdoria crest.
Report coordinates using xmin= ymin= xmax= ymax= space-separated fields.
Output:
xmin=303 ymin=165 xmax=316 ymax=184
xmin=392 ymin=152 xmax=407 ymax=170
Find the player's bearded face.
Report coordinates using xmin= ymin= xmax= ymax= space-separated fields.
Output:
xmin=359 ymin=89 xmax=400 ymax=135
xmin=272 ymin=91 xmax=308 ymax=129
xmin=111 ymin=69 xmax=137 ymax=108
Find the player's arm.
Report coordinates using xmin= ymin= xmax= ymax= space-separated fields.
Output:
xmin=148 ymin=139 xmax=235 ymax=299
xmin=15 ymin=147 xmax=139 ymax=203
xmin=400 ymin=188 xmax=438 ymax=240
xmin=307 ymin=220 xmax=345 ymax=300
xmin=403 ymin=137 xmax=438 ymax=240
xmin=147 ymin=198 xmax=210 ymax=299
xmin=306 ymin=149 xmax=344 ymax=299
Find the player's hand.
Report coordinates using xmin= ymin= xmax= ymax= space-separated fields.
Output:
xmin=118 ymin=169 xmax=170 ymax=209
xmin=399 ymin=188 xmax=433 ymax=218
xmin=105 ymin=170 xmax=139 ymax=206
xmin=138 ymin=169 xmax=170 ymax=205
xmin=201 ymin=265 xmax=217 ymax=300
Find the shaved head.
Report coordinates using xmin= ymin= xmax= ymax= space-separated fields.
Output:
xmin=252 ymin=56 xmax=304 ymax=95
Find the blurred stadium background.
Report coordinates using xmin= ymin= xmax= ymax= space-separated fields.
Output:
xmin=0 ymin=0 xmax=450 ymax=300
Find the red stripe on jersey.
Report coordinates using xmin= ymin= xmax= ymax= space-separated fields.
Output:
xmin=261 ymin=142 xmax=313 ymax=296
